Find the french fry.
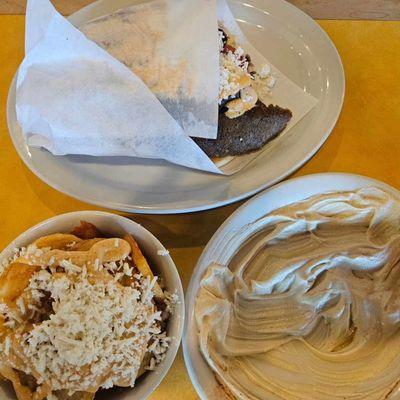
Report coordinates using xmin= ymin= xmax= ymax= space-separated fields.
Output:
xmin=0 ymin=367 xmax=52 ymax=400
xmin=0 ymin=367 xmax=34 ymax=400
xmin=52 ymin=390 xmax=95 ymax=400
xmin=68 ymin=238 xmax=103 ymax=251
xmin=123 ymin=234 xmax=164 ymax=300
xmin=77 ymin=394 xmax=95 ymax=400
xmin=71 ymin=221 xmax=103 ymax=240
xmin=137 ymin=352 xmax=152 ymax=378
xmin=34 ymin=234 xmax=82 ymax=250
xmin=0 ymin=263 xmax=40 ymax=304
xmin=23 ymin=239 xmax=131 ymax=270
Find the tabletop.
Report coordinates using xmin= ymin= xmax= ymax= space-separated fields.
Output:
xmin=0 ymin=0 xmax=400 ymax=399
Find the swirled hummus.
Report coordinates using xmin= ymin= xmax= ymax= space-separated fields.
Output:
xmin=195 ymin=187 xmax=400 ymax=400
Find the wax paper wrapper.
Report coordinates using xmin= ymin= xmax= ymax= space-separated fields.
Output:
xmin=215 ymin=0 xmax=319 ymax=174
xmin=16 ymin=0 xmax=220 ymax=174
xmin=80 ymin=0 xmax=219 ymax=139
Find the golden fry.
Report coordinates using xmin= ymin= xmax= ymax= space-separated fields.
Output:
xmin=20 ymin=239 xmax=131 ymax=270
xmin=137 ymin=352 xmax=152 ymax=378
xmin=123 ymin=234 xmax=164 ymax=300
xmin=68 ymin=238 xmax=103 ymax=251
xmin=0 ymin=263 xmax=40 ymax=304
xmin=0 ymin=367 xmax=47 ymax=400
xmin=54 ymin=390 xmax=95 ymax=400
xmin=71 ymin=221 xmax=103 ymax=240
xmin=34 ymin=234 xmax=82 ymax=250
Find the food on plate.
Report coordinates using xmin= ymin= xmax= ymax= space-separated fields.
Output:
xmin=18 ymin=0 xmax=318 ymax=175
xmin=83 ymin=19 xmax=291 ymax=161
xmin=195 ymin=103 xmax=292 ymax=158
xmin=0 ymin=222 xmax=177 ymax=400
xmin=195 ymin=187 xmax=400 ymax=399
xmin=195 ymin=28 xmax=292 ymax=158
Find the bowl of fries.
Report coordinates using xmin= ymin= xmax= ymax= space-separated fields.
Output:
xmin=0 ymin=211 xmax=184 ymax=400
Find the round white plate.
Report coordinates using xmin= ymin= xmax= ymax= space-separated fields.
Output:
xmin=7 ymin=0 xmax=344 ymax=214
xmin=182 ymin=173 xmax=400 ymax=399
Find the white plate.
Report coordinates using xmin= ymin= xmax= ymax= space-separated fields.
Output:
xmin=0 ymin=211 xmax=185 ymax=400
xmin=7 ymin=0 xmax=344 ymax=214
xmin=182 ymin=173 xmax=400 ymax=399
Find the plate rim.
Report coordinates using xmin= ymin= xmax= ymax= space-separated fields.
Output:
xmin=7 ymin=0 xmax=345 ymax=214
xmin=182 ymin=172 xmax=400 ymax=399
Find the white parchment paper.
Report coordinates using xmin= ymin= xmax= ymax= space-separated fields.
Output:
xmin=16 ymin=0 xmax=220 ymax=174
xmin=81 ymin=0 xmax=220 ymax=139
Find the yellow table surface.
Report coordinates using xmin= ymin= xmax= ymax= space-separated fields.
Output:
xmin=0 ymin=17 xmax=400 ymax=399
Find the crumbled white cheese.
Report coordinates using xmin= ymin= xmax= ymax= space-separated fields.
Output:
xmin=34 ymin=248 xmax=44 ymax=257
xmin=16 ymin=297 xmax=26 ymax=315
xmin=219 ymin=32 xmax=251 ymax=103
xmin=0 ymin=303 xmax=8 ymax=315
xmin=4 ymin=337 xmax=11 ymax=356
xmin=226 ymin=46 xmax=249 ymax=71
xmin=0 ymin=259 xmax=8 ymax=276
xmin=59 ymin=259 xmax=81 ymax=274
xmin=218 ymin=30 xmax=277 ymax=110
xmin=93 ymin=258 xmax=100 ymax=271
xmin=258 ymin=63 xmax=271 ymax=79
xmin=104 ymin=261 xmax=118 ymax=273
xmin=266 ymin=75 xmax=276 ymax=88
xmin=145 ymin=331 xmax=172 ymax=370
xmin=235 ymin=47 xmax=245 ymax=58
xmin=114 ymin=272 xmax=124 ymax=281
xmin=123 ymin=262 xmax=132 ymax=276
xmin=164 ymin=290 xmax=180 ymax=314
xmin=3 ymin=320 xmax=16 ymax=329
xmin=218 ymin=29 xmax=226 ymax=52
xmin=0 ymin=302 xmax=22 ymax=325
xmin=20 ymin=271 xmax=161 ymax=391
xmin=25 ymin=244 xmax=38 ymax=257
xmin=242 ymin=93 xmax=254 ymax=103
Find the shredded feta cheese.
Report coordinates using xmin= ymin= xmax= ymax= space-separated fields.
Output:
xmin=164 ymin=290 xmax=180 ymax=314
xmin=266 ymin=75 xmax=276 ymax=88
xmin=0 ymin=240 xmax=175 ymax=395
xmin=123 ymin=262 xmax=133 ymax=276
xmin=258 ymin=63 xmax=271 ymax=79
xmin=14 ymin=269 xmax=166 ymax=392
xmin=4 ymin=337 xmax=11 ymax=356
xmin=16 ymin=297 xmax=26 ymax=315
xmin=59 ymin=259 xmax=81 ymax=274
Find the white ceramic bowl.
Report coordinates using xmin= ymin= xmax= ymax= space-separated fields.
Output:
xmin=0 ymin=211 xmax=185 ymax=400
xmin=183 ymin=173 xmax=400 ymax=399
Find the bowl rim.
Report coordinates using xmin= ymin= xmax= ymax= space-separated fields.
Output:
xmin=182 ymin=172 xmax=400 ymax=400
xmin=0 ymin=210 xmax=185 ymax=400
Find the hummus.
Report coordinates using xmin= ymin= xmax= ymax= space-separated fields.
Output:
xmin=196 ymin=187 xmax=400 ymax=400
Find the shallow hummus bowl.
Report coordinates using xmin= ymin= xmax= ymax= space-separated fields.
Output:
xmin=0 ymin=211 xmax=185 ymax=400
xmin=183 ymin=172 xmax=400 ymax=400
